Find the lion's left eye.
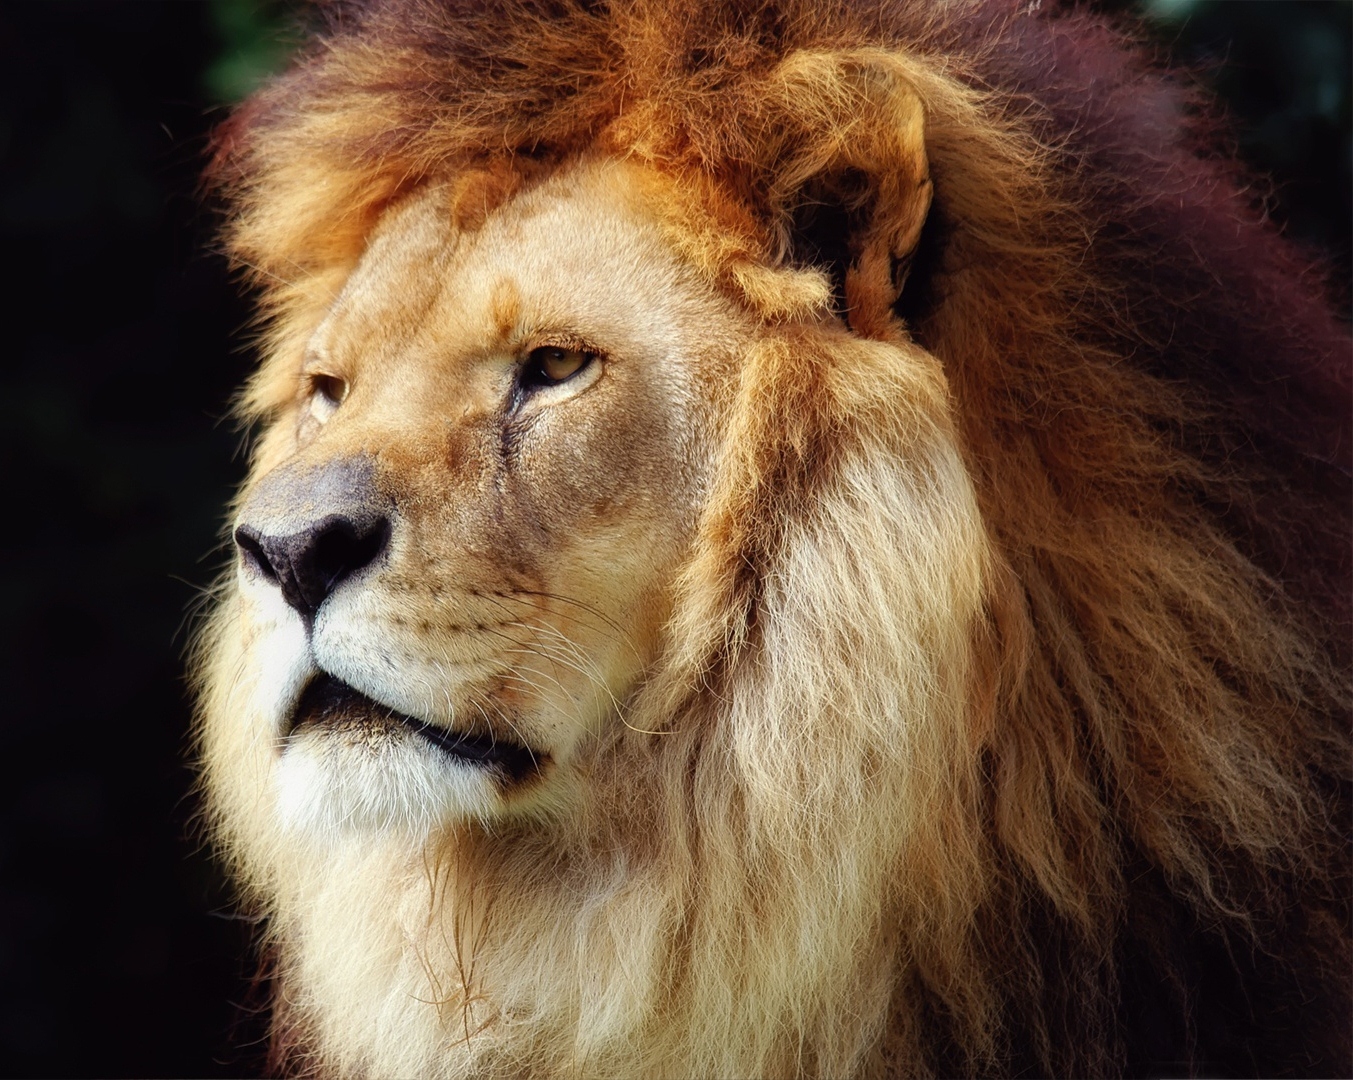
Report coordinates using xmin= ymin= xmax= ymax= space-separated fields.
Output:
xmin=308 ymin=373 xmax=348 ymax=423
xmin=521 ymin=346 xmax=594 ymax=390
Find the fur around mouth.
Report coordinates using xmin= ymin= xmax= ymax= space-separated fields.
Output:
xmin=289 ymin=673 xmax=540 ymax=781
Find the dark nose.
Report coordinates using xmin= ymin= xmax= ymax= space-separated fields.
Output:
xmin=233 ymin=455 xmax=391 ymax=621
xmin=235 ymin=515 xmax=389 ymax=619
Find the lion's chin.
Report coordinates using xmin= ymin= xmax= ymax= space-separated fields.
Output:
xmin=274 ymin=673 xmax=543 ymax=840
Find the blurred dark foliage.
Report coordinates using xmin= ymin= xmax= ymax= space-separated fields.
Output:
xmin=0 ymin=3 xmax=292 ymax=1076
xmin=1100 ymin=0 xmax=1352 ymax=278
xmin=0 ymin=1 xmax=1346 ymax=1076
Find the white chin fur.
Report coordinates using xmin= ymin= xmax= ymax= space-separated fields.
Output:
xmin=276 ymin=731 xmax=500 ymax=841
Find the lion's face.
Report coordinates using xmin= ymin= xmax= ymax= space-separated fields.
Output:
xmin=226 ymin=161 xmax=748 ymax=837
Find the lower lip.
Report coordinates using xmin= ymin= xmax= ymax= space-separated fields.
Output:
xmin=288 ymin=674 xmax=540 ymax=780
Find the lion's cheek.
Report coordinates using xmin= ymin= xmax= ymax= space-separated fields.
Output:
xmin=512 ymin=421 xmax=703 ymax=660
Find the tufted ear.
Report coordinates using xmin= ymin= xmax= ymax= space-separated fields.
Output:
xmin=754 ymin=50 xmax=933 ymax=338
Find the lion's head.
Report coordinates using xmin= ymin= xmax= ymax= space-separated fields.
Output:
xmin=198 ymin=1 xmax=1351 ymax=1076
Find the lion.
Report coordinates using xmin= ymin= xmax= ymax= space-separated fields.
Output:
xmin=196 ymin=0 xmax=1352 ymax=1075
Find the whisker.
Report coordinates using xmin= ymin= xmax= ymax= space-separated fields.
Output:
xmin=478 ymin=588 xmax=643 ymax=664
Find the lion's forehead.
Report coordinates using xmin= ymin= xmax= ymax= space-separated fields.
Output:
xmin=316 ymin=161 xmax=721 ymax=379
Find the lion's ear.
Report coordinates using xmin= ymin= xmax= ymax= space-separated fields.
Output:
xmin=756 ymin=50 xmax=933 ymax=338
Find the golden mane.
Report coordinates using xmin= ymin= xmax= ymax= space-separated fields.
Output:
xmin=203 ymin=0 xmax=1352 ymax=1075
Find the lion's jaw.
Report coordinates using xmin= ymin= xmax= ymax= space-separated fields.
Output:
xmin=215 ymin=161 xmax=743 ymax=844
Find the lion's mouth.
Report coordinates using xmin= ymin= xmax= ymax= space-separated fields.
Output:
xmin=288 ymin=673 xmax=540 ymax=781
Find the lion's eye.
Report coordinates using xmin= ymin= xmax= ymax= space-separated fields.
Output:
xmin=308 ymin=373 xmax=348 ymax=423
xmin=521 ymin=346 xmax=594 ymax=390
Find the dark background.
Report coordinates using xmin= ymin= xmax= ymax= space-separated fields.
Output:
xmin=0 ymin=1 xmax=1347 ymax=1076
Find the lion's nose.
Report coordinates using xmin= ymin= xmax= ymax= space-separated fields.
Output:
xmin=233 ymin=455 xmax=391 ymax=621
xmin=235 ymin=515 xmax=389 ymax=619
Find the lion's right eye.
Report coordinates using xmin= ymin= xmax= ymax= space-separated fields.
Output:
xmin=308 ymin=373 xmax=348 ymax=423
xmin=520 ymin=346 xmax=595 ymax=391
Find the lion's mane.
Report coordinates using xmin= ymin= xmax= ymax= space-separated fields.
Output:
xmin=204 ymin=0 xmax=1352 ymax=1075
